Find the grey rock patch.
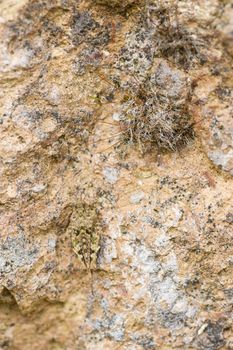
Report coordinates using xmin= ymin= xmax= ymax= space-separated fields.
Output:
xmin=0 ymin=233 xmax=39 ymax=274
xmin=103 ymin=167 xmax=119 ymax=184
xmin=130 ymin=191 xmax=145 ymax=204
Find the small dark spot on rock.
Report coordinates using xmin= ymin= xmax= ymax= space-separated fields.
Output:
xmin=196 ymin=320 xmax=226 ymax=350
xmin=225 ymin=213 xmax=233 ymax=224
xmin=72 ymin=11 xmax=98 ymax=45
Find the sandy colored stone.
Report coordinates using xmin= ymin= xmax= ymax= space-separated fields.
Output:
xmin=0 ymin=0 xmax=232 ymax=349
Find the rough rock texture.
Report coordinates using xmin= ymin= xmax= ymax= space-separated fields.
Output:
xmin=0 ymin=0 xmax=232 ymax=349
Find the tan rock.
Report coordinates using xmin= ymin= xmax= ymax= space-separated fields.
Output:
xmin=0 ymin=0 xmax=232 ymax=349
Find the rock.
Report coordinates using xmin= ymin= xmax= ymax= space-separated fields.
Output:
xmin=0 ymin=0 xmax=232 ymax=349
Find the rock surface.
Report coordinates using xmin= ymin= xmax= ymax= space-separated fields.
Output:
xmin=0 ymin=0 xmax=232 ymax=349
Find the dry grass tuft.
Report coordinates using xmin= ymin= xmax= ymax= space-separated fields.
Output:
xmin=147 ymin=0 xmax=208 ymax=69
xmin=119 ymin=72 xmax=194 ymax=153
xmin=93 ymin=0 xmax=138 ymax=11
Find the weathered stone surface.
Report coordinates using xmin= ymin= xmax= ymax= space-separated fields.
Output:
xmin=0 ymin=0 xmax=232 ymax=349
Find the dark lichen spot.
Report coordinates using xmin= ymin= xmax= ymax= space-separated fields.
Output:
xmin=136 ymin=335 xmax=155 ymax=350
xmin=157 ymin=309 xmax=186 ymax=329
xmin=225 ymin=213 xmax=233 ymax=224
xmin=196 ymin=320 xmax=226 ymax=350
xmin=71 ymin=11 xmax=98 ymax=45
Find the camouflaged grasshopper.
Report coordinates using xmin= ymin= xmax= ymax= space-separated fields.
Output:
xmin=67 ymin=202 xmax=102 ymax=294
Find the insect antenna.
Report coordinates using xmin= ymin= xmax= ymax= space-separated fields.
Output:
xmin=96 ymin=139 xmax=122 ymax=154
xmin=95 ymin=131 xmax=128 ymax=143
